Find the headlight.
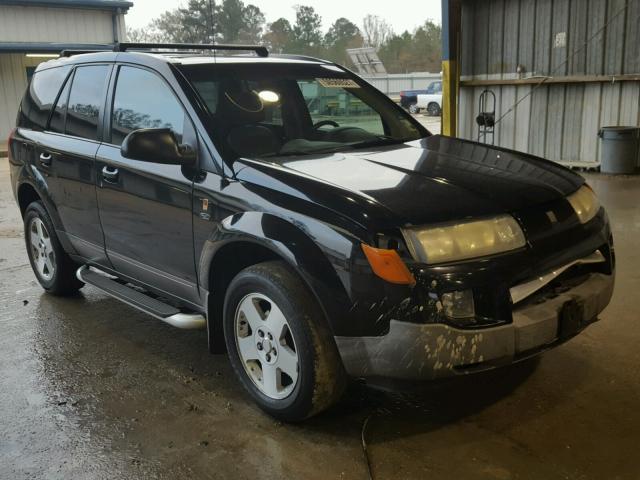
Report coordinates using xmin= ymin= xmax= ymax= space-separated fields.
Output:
xmin=402 ymin=215 xmax=526 ymax=264
xmin=567 ymin=185 xmax=600 ymax=224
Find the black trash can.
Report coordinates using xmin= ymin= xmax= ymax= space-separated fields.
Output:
xmin=598 ymin=126 xmax=640 ymax=174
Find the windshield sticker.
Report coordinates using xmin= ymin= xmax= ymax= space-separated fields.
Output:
xmin=316 ymin=78 xmax=361 ymax=88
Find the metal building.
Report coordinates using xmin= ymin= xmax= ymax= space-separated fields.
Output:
xmin=0 ymin=0 xmax=132 ymax=139
xmin=453 ymin=0 xmax=640 ymax=167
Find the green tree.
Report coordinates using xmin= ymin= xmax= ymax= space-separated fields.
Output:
xmin=146 ymin=0 xmax=265 ymax=45
xmin=151 ymin=0 xmax=217 ymax=43
xmin=238 ymin=4 xmax=266 ymax=44
xmin=263 ymin=18 xmax=292 ymax=53
xmin=217 ymin=0 xmax=244 ymax=42
xmin=324 ymin=17 xmax=362 ymax=66
xmin=290 ymin=5 xmax=323 ymax=56
xmin=378 ymin=20 xmax=442 ymax=73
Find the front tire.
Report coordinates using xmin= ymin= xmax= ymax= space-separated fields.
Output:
xmin=24 ymin=201 xmax=83 ymax=296
xmin=223 ymin=261 xmax=346 ymax=421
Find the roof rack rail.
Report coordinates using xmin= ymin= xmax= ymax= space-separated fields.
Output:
xmin=60 ymin=48 xmax=111 ymax=57
xmin=113 ymin=42 xmax=269 ymax=57
xmin=271 ymin=53 xmax=329 ymax=63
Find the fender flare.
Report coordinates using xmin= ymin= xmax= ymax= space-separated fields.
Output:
xmin=198 ymin=211 xmax=354 ymax=336
xmin=17 ymin=175 xmax=63 ymax=231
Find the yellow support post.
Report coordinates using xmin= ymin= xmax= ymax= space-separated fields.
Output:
xmin=441 ymin=0 xmax=461 ymax=137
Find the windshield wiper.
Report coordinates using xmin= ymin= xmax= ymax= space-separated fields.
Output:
xmin=261 ymin=146 xmax=347 ymax=158
xmin=346 ymin=136 xmax=407 ymax=150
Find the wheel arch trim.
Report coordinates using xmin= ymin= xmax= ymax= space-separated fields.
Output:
xmin=198 ymin=211 xmax=354 ymax=350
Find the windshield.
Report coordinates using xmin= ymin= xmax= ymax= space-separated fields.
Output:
xmin=179 ymin=62 xmax=428 ymax=160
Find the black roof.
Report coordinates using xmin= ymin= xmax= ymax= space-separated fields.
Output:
xmin=0 ymin=0 xmax=132 ymax=11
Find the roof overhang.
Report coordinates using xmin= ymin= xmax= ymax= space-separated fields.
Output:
xmin=0 ymin=0 xmax=133 ymax=12
xmin=0 ymin=42 xmax=113 ymax=54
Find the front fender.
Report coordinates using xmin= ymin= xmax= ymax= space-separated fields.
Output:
xmin=198 ymin=211 xmax=356 ymax=334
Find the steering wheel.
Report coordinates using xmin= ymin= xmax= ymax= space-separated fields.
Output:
xmin=314 ymin=120 xmax=340 ymax=129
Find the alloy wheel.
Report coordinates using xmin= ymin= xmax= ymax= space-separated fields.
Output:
xmin=29 ymin=217 xmax=55 ymax=281
xmin=234 ymin=293 xmax=299 ymax=400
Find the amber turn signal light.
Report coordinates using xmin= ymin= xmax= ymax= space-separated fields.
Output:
xmin=361 ymin=244 xmax=416 ymax=286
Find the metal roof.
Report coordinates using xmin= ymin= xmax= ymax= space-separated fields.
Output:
xmin=0 ymin=42 xmax=113 ymax=53
xmin=0 ymin=0 xmax=133 ymax=11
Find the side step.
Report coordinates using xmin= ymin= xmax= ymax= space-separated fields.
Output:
xmin=76 ymin=266 xmax=206 ymax=330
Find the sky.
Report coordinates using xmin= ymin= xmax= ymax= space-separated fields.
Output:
xmin=125 ymin=0 xmax=442 ymax=34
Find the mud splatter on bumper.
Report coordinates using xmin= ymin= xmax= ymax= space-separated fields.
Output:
xmin=335 ymin=272 xmax=615 ymax=380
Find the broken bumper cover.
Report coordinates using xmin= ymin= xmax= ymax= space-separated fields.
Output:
xmin=335 ymin=272 xmax=614 ymax=380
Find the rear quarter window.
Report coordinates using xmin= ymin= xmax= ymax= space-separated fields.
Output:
xmin=18 ymin=66 xmax=71 ymax=131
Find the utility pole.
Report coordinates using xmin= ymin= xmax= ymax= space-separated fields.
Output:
xmin=207 ymin=0 xmax=216 ymax=43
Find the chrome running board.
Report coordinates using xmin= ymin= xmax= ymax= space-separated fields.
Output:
xmin=76 ymin=265 xmax=206 ymax=330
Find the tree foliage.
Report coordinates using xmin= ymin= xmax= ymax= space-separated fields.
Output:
xmin=263 ymin=17 xmax=292 ymax=53
xmin=378 ymin=20 xmax=442 ymax=73
xmin=127 ymin=2 xmax=441 ymax=73
xmin=289 ymin=5 xmax=323 ymax=56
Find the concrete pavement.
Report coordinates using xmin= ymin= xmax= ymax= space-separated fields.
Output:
xmin=1 ymin=157 xmax=639 ymax=479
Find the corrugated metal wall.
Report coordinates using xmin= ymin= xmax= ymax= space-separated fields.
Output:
xmin=458 ymin=0 xmax=640 ymax=166
xmin=0 ymin=5 xmax=125 ymax=43
xmin=0 ymin=6 xmax=127 ymax=138
xmin=361 ymin=73 xmax=441 ymax=96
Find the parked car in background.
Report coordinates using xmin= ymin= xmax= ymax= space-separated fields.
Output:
xmin=400 ymin=80 xmax=442 ymax=114
xmin=416 ymin=80 xmax=442 ymax=116
xmin=10 ymin=44 xmax=615 ymax=422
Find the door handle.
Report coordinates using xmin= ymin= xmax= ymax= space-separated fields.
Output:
xmin=39 ymin=152 xmax=52 ymax=167
xmin=102 ymin=165 xmax=119 ymax=183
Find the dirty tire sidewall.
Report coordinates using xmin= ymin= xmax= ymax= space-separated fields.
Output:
xmin=24 ymin=201 xmax=83 ymax=296
xmin=428 ymin=102 xmax=441 ymax=116
xmin=223 ymin=261 xmax=345 ymax=422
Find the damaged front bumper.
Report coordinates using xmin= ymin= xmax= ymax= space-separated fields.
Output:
xmin=335 ymin=271 xmax=614 ymax=380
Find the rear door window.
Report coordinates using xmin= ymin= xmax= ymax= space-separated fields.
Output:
xmin=111 ymin=66 xmax=185 ymax=146
xmin=65 ymin=65 xmax=111 ymax=141
xmin=18 ymin=66 xmax=71 ymax=130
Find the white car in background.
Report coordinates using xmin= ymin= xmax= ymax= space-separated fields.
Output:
xmin=414 ymin=80 xmax=442 ymax=116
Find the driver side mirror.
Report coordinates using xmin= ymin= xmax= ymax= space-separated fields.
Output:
xmin=121 ymin=128 xmax=196 ymax=166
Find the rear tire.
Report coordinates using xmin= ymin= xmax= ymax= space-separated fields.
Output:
xmin=427 ymin=102 xmax=441 ymax=116
xmin=24 ymin=201 xmax=84 ymax=296
xmin=408 ymin=103 xmax=420 ymax=114
xmin=223 ymin=260 xmax=346 ymax=421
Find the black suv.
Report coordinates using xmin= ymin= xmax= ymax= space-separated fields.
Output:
xmin=9 ymin=43 xmax=615 ymax=421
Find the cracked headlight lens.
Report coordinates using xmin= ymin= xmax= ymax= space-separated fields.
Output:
xmin=567 ymin=185 xmax=600 ymax=224
xmin=402 ymin=215 xmax=526 ymax=265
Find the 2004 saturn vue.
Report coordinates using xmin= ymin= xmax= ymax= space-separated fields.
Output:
xmin=9 ymin=43 xmax=615 ymax=421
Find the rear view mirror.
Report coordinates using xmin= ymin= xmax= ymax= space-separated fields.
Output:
xmin=121 ymin=128 xmax=196 ymax=165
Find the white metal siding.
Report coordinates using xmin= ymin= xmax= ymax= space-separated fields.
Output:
xmin=458 ymin=82 xmax=640 ymax=165
xmin=0 ymin=7 xmax=127 ymax=138
xmin=0 ymin=6 xmax=125 ymax=43
xmin=0 ymin=54 xmax=41 ymax=138
xmin=458 ymin=0 xmax=640 ymax=166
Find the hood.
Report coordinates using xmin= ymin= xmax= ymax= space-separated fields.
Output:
xmin=235 ymin=135 xmax=584 ymax=229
